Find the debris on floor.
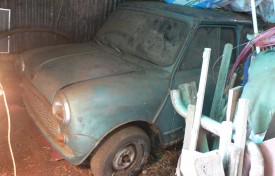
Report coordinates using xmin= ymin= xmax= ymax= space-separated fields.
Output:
xmin=0 ymin=104 xmax=180 ymax=176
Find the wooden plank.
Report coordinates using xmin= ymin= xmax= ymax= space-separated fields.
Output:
xmin=189 ymin=48 xmax=211 ymax=151
xmin=226 ymin=86 xmax=243 ymax=121
xmin=234 ymin=99 xmax=249 ymax=176
xmin=178 ymin=82 xmax=197 ymax=106
xmin=219 ymin=121 xmax=233 ymax=166
xmin=178 ymin=82 xmax=209 ymax=152
xmin=194 ymin=150 xmax=225 ymax=176
xmin=217 ymin=98 xmax=226 ymax=122
xmin=198 ymin=128 xmax=209 ymax=152
xmin=227 ymin=144 xmax=242 ymax=176
xmin=179 ymin=149 xmax=225 ymax=176
xmin=183 ymin=104 xmax=195 ymax=149
xmin=210 ymin=43 xmax=233 ymax=121
xmin=229 ymin=73 xmax=237 ymax=89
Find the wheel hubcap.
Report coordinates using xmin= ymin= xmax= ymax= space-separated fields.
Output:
xmin=112 ymin=145 xmax=136 ymax=171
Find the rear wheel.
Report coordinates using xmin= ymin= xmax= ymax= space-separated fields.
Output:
xmin=90 ymin=126 xmax=151 ymax=176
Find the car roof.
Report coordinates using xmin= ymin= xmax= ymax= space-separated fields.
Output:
xmin=119 ymin=1 xmax=257 ymax=25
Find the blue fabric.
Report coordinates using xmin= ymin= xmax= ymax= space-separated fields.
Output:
xmin=164 ymin=0 xmax=227 ymax=8
xmin=193 ymin=0 xmax=224 ymax=8
xmin=241 ymin=53 xmax=256 ymax=87
xmin=165 ymin=0 xmax=175 ymax=3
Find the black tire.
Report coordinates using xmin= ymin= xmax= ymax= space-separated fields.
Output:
xmin=90 ymin=126 xmax=151 ymax=176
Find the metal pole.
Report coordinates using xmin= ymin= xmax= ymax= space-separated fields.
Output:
xmin=251 ymin=0 xmax=260 ymax=53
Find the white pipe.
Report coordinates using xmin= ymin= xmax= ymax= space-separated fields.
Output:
xmin=251 ymin=0 xmax=260 ymax=53
xmin=170 ymin=89 xmax=221 ymax=136
xmin=170 ymin=89 xmax=188 ymax=118
xmin=201 ymin=116 xmax=221 ymax=136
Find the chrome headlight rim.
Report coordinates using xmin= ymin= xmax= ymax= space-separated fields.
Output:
xmin=52 ymin=92 xmax=71 ymax=125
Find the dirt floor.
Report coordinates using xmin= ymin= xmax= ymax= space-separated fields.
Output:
xmin=0 ymin=75 xmax=180 ymax=176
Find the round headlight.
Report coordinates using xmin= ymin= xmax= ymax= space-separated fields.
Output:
xmin=52 ymin=93 xmax=71 ymax=125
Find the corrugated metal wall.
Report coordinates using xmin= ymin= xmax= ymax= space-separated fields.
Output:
xmin=0 ymin=8 xmax=10 ymax=53
xmin=0 ymin=0 xmax=126 ymax=53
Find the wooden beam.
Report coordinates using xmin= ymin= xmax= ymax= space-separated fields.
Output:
xmin=210 ymin=43 xmax=233 ymax=121
xmin=178 ymin=82 xmax=197 ymax=106
xmin=183 ymin=104 xmax=196 ymax=149
xmin=198 ymin=128 xmax=209 ymax=152
xmin=219 ymin=121 xmax=233 ymax=166
xmin=189 ymin=48 xmax=211 ymax=151
xmin=179 ymin=149 xmax=225 ymax=176
xmin=234 ymin=99 xmax=249 ymax=176
xmin=226 ymin=86 xmax=243 ymax=122
xmin=227 ymin=144 xmax=242 ymax=176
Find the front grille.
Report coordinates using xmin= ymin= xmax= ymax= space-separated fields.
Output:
xmin=23 ymin=79 xmax=60 ymax=136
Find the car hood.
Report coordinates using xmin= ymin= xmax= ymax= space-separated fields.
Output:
xmin=22 ymin=42 xmax=139 ymax=102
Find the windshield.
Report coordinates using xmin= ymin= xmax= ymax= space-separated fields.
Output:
xmin=96 ymin=9 xmax=189 ymax=67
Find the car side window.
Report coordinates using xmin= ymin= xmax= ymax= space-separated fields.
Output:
xmin=240 ymin=26 xmax=254 ymax=51
xmin=220 ymin=27 xmax=237 ymax=61
xmin=180 ymin=26 xmax=236 ymax=70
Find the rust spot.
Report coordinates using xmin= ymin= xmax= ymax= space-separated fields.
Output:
xmin=58 ymin=134 xmax=65 ymax=143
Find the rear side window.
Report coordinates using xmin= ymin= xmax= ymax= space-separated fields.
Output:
xmin=240 ymin=26 xmax=254 ymax=51
xmin=220 ymin=28 xmax=236 ymax=59
xmin=96 ymin=9 xmax=189 ymax=67
xmin=180 ymin=26 xmax=236 ymax=70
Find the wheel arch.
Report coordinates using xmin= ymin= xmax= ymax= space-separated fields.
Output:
xmin=89 ymin=122 xmax=154 ymax=175
xmin=87 ymin=120 xmax=161 ymax=161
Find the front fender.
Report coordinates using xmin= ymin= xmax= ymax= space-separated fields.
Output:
xmin=60 ymin=72 xmax=169 ymax=164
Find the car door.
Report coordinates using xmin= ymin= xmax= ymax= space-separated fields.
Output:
xmin=170 ymin=25 xmax=238 ymax=140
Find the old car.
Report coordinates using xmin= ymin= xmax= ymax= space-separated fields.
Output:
xmin=17 ymin=1 xmax=258 ymax=175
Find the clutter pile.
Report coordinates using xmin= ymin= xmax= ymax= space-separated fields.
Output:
xmin=171 ymin=27 xmax=275 ymax=174
xmin=165 ymin=0 xmax=275 ymax=23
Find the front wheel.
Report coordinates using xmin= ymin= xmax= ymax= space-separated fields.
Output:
xmin=90 ymin=126 xmax=151 ymax=176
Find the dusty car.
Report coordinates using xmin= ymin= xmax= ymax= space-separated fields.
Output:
xmin=17 ymin=1 xmax=257 ymax=176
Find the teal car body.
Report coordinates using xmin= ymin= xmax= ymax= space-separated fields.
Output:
xmin=19 ymin=1 xmax=258 ymax=165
